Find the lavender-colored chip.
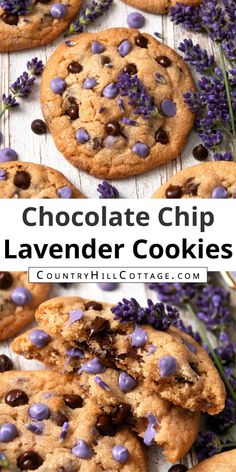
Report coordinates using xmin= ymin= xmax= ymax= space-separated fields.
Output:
xmin=132 ymin=142 xmax=149 ymax=158
xmin=131 ymin=325 xmax=147 ymax=348
xmin=118 ymin=372 xmax=137 ymax=393
xmin=58 ymin=186 xmax=73 ymax=199
xmin=118 ymin=40 xmax=132 ymax=57
xmin=72 ymin=439 xmax=93 ymax=459
xmin=103 ymin=83 xmax=119 ymax=99
xmin=144 ymin=414 xmax=158 ymax=446
xmin=83 ymin=77 xmax=97 ymax=89
xmin=161 ymin=99 xmax=176 ymax=117
xmin=79 ymin=358 xmax=105 ymax=374
xmin=0 ymin=169 xmax=7 ymax=180
xmin=94 ymin=376 xmax=110 ymax=391
xmin=92 ymin=41 xmax=105 ymax=54
xmin=66 ymin=309 xmax=84 ymax=326
xmin=158 ymin=356 xmax=178 ymax=377
xmin=60 ymin=422 xmax=69 ymax=441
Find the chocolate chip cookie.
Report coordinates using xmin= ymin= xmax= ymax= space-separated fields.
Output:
xmin=41 ymin=28 xmax=195 ymax=179
xmin=152 ymin=162 xmax=236 ymax=199
xmin=19 ymin=296 xmax=225 ymax=415
xmin=121 ymin=0 xmax=201 ymax=14
xmin=0 ymin=0 xmax=82 ymax=52
xmin=12 ymin=333 xmax=200 ymax=463
xmin=0 ymin=272 xmax=49 ymax=340
xmin=0 ymin=370 xmax=147 ymax=471
xmin=190 ymin=450 xmax=236 ymax=472
xmin=0 ymin=161 xmax=84 ymax=198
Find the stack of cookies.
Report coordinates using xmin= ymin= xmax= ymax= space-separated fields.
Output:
xmin=2 ymin=295 xmax=225 ymax=471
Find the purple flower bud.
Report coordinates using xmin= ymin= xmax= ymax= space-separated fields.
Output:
xmin=112 ymin=445 xmax=129 ymax=464
xmin=127 ymin=12 xmax=145 ymax=29
xmin=83 ymin=77 xmax=97 ymax=89
xmin=103 ymin=83 xmax=119 ymax=99
xmin=50 ymin=77 xmax=66 ymax=94
xmin=75 ymin=128 xmax=90 ymax=144
xmin=11 ymin=287 xmax=32 ymax=306
xmin=72 ymin=440 xmax=93 ymax=459
xmin=118 ymin=40 xmax=132 ymax=57
xmin=29 ymin=329 xmax=52 ymax=349
xmin=0 ymin=147 xmax=18 ymax=163
xmin=132 ymin=142 xmax=149 ymax=158
xmin=211 ymin=186 xmax=228 ymax=198
xmin=158 ymin=356 xmax=178 ymax=377
xmin=50 ymin=3 xmax=67 ymax=18
xmin=118 ymin=372 xmax=137 ymax=393
xmin=58 ymin=186 xmax=73 ymax=198
xmin=29 ymin=403 xmax=50 ymax=421
xmin=91 ymin=41 xmax=105 ymax=54
xmin=0 ymin=424 xmax=18 ymax=442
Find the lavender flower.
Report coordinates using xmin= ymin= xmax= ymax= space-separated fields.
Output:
xmin=178 ymin=39 xmax=215 ymax=75
xmin=69 ymin=0 xmax=113 ymax=35
xmin=97 ymin=181 xmax=119 ymax=198
xmin=169 ymin=3 xmax=203 ymax=32
xmin=213 ymin=151 xmax=233 ymax=161
xmin=0 ymin=0 xmax=32 ymax=15
xmin=117 ymin=72 xmax=159 ymax=120
xmin=214 ymin=332 xmax=235 ymax=366
xmin=195 ymin=431 xmax=221 ymax=461
xmin=111 ymin=298 xmax=180 ymax=330
xmin=209 ymin=397 xmax=236 ymax=434
xmin=149 ymin=282 xmax=198 ymax=305
xmin=27 ymin=57 xmax=44 ymax=76
xmin=195 ymin=285 xmax=231 ymax=333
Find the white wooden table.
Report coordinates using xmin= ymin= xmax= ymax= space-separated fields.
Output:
xmin=0 ymin=1 xmax=219 ymax=470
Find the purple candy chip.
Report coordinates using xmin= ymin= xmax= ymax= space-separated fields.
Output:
xmin=94 ymin=376 xmax=110 ymax=391
xmin=50 ymin=77 xmax=66 ymax=94
xmin=67 ymin=309 xmax=84 ymax=326
xmin=0 ymin=169 xmax=7 ymax=180
xmin=0 ymin=424 xmax=18 ymax=443
xmin=127 ymin=12 xmax=145 ymax=29
xmin=118 ymin=40 xmax=132 ymax=57
xmin=26 ymin=422 xmax=44 ymax=435
xmin=103 ymin=83 xmax=119 ymax=99
xmin=75 ymin=128 xmax=90 ymax=144
xmin=132 ymin=142 xmax=149 ymax=158
xmin=161 ymin=99 xmax=176 ymax=117
xmin=92 ymin=41 xmax=105 ymax=54
xmin=79 ymin=358 xmax=105 ymax=374
xmin=29 ymin=329 xmax=52 ymax=349
xmin=50 ymin=3 xmax=67 ymax=18
xmin=118 ymin=372 xmax=137 ymax=393
xmin=58 ymin=186 xmax=73 ymax=199
xmin=131 ymin=325 xmax=147 ymax=348
xmin=158 ymin=356 xmax=178 ymax=377
xmin=83 ymin=77 xmax=97 ymax=89
xmin=112 ymin=445 xmax=129 ymax=464
xmin=211 ymin=186 xmax=228 ymax=198
xmin=97 ymin=282 xmax=119 ymax=291
xmin=72 ymin=440 xmax=93 ymax=459
xmin=0 ymin=147 xmax=18 ymax=163
xmin=29 ymin=403 xmax=50 ymax=421
xmin=11 ymin=287 xmax=32 ymax=306
xmin=144 ymin=414 xmax=158 ymax=446
xmin=146 ymin=345 xmax=157 ymax=356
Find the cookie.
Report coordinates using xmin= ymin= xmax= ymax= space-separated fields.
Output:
xmin=0 ymin=370 xmax=147 ymax=471
xmin=0 ymin=161 xmax=84 ymax=198
xmin=121 ymin=0 xmax=201 ymax=14
xmin=0 ymin=272 xmax=50 ymax=340
xmin=12 ymin=334 xmax=200 ymax=463
xmin=40 ymin=28 xmax=195 ymax=179
xmin=190 ymin=450 xmax=236 ymax=472
xmin=152 ymin=162 xmax=236 ymax=199
xmin=23 ymin=296 xmax=225 ymax=415
xmin=0 ymin=0 xmax=82 ymax=52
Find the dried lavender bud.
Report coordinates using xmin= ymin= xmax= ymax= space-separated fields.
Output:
xmin=0 ymin=0 xmax=33 ymax=15
xmin=97 ymin=181 xmax=120 ymax=198
xmin=69 ymin=0 xmax=113 ymax=35
xmin=117 ymin=72 xmax=159 ymax=120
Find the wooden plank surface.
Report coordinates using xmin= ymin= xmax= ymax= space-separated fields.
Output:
xmin=0 ymin=1 xmax=221 ymax=470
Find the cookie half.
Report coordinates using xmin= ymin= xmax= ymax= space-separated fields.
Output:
xmin=12 ymin=333 xmax=200 ymax=463
xmin=0 ymin=161 xmax=84 ymax=198
xmin=41 ymin=28 xmax=195 ymax=179
xmin=121 ymin=0 xmax=201 ymax=14
xmin=0 ymin=0 xmax=82 ymax=52
xmin=0 ymin=370 xmax=147 ymax=471
xmin=190 ymin=450 xmax=236 ymax=472
xmin=152 ymin=162 xmax=236 ymax=198
xmin=0 ymin=272 xmax=50 ymax=340
xmin=23 ymin=296 xmax=225 ymax=415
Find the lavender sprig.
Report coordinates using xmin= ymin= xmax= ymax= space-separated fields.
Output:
xmin=68 ymin=0 xmax=113 ymax=35
xmin=0 ymin=57 xmax=44 ymax=119
xmin=117 ymin=72 xmax=159 ymax=120
xmin=97 ymin=181 xmax=119 ymax=198
xmin=0 ymin=0 xmax=33 ymax=15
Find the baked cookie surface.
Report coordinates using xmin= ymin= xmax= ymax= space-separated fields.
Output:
xmin=12 ymin=333 xmax=200 ymax=463
xmin=0 ymin=370 xmax=147 ymax=471
xmin=0 ymin=0 xmax=82 ymax=52
xmin=121 ymin=0 xmax=201 ymax=14
xmin=152 ymin=162 xmax=236 ymax=198
xmin=0 ymin=272 xmax=49 ymax=340
xmin=41 ymin=28 xmax=195 ymax=179
xmin=21 ymin=296 xmax=225 ymax=415
xmin=190 ymin=450 xmax=236 ymax=471
xmin=0 ymin=161 xmax=84 ymax=198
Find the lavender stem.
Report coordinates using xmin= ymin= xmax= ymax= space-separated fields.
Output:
xmin=218 ymin=45 xmax=236 ymax=159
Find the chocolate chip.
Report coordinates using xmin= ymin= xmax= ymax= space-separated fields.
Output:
xmin=67 ymin=61 xmax=83 ymax=74
xmin=105 ymin=121 xmax=121 ymax=136
xmin=0 ymin=271 xmax=13 ymax=290
xmin=183 ymin=178 xmax=199 ymax=196
xmin=65 ymin=104 xmax=79 ymax=120
xmin=155 ymin=128 xmax=169 ymax=144
xmin=135 ymin=35 xmax=149 ymax=48
xmin=166 ymin=185 xmax=182 ymax=198
xmin=51 ymin=411 xmax=69 ymax=427
xmin=190 ymin=362 xmax=200 ymax=375
xmin=0 ymin=354 xmax=13 ymax=372
xmin=123 ymin=63 xmax=137 ymax=75
xmin=193 ymin=144 xmax=209 ymax=161
xmin=101 ymin=56 xmax=111 ymax=66
xmin=156 ymin=55 xmax=172 ymax=67
xmin=2 ymin=13 xmax=18 ymax=25
xmin=5 ymin=389 xmax=29 ymax=407
xmin=96 ymin=414 xmax=116 ymax=436
xmin=17 ymin=452 xmax=43 ymax=470
xmin=90 ymin=316 xmax=110 ymax=338
xmin=63 ymin=394 xmax=83 ymax=409
xmin=85 ymin=301 xmax=103 ymax=311
xmin=112 ymin=404 xmax=132 ymax=425
xmin=168 ymin=466 xmax=188 ymax=472
xmin=13 ymin=171 xmax=31 ymax=190
xmin=31 ymin=119 xmax=47 ymax=135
